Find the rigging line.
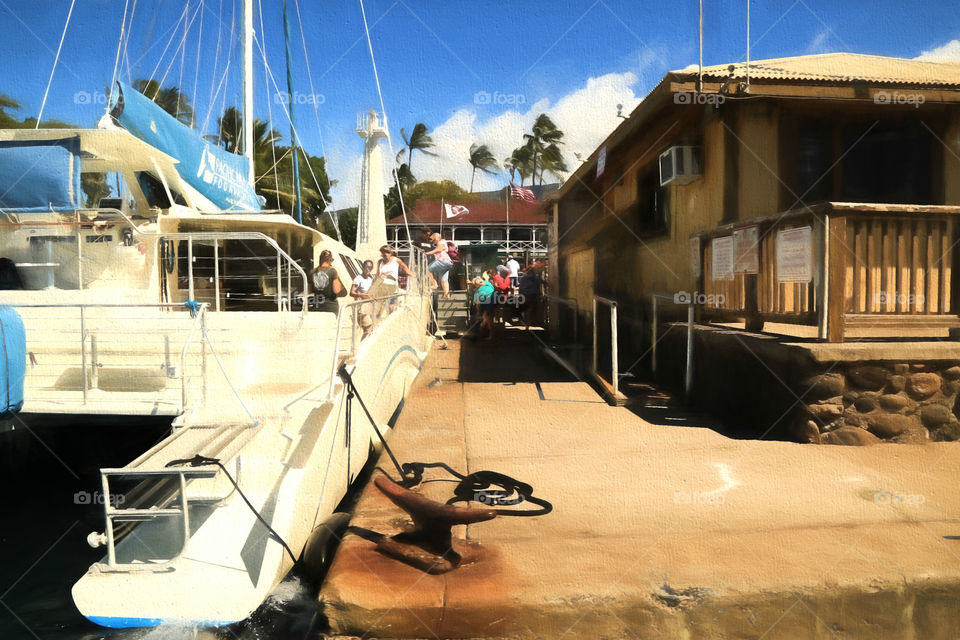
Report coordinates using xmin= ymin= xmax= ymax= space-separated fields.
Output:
xmin=191 ymin=0 xmax=205 ymax=127
xmin=120 ymin=0 xmax=139 ymax=86
xmin=144 ymin=2 xmax=189 ymax=89
xmin=175 ymin=1 xmax=190 ymax=125
xmin=36 ymin=0 xmax=76 ymax=129
xmin=358 ymin=0 xmax=411 ymax=249
xmin=293 ymin=0 xmax=327 ymax=162
xmin=202 ymin=0 xmax=225 ymax=132
xmin=215 ymin=3 xmax=239 ymax=149
xmin=109 ymin=0 xmax=131 ymax=99
xmin=255 ymin=147 xmax=293 ymax=184
xmin=154 ymin=2 xmax=203 ymax=97
xmin=255 ymin=0 xmax=283 ymax=212
xmin=203 ymin=0 xmax=234 ymax=135
xmin=253 ymin=35 xmax=331 ymax=213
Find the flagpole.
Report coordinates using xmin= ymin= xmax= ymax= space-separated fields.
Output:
xmin=440 ymin=198 xmax=444 ymax=239
xmin=505 ymin=185 xmax=510 ymax=256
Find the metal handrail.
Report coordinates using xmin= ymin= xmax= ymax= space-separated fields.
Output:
xmin=651 ymin=293 xmax=695 ymax=402
xmin=179 ymin=303 xmax=209 ymax=411
xmin=3 ymin=301 xmax=204 ymax=406
xmin=592 ymin=295 xmax=619 ymax=397
xmin=58 ymin=208 xmax=312 ymax=318
xmin=325 ymin=292 xmax=409 ymax=400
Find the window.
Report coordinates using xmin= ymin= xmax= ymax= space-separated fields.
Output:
xmin=483 ymin=227 xmax=506 ymax=241
xmin=454 ymin=227 xmax=481 ymax=241
xmin=840 ymin=118 xmax=932 ymax=204
xmin=81 ymin=172 xmax=122 ymax=208
xmin=509 ymin=228 xmax=532 ymax=241
xmin=339 ymin=254 xmax=359 ymax=279
xmin=634 ymin=165 xmax=669 ymax=235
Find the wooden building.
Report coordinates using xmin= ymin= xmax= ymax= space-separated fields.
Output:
xmin=547 ymin=53 xmax=960 ymax=346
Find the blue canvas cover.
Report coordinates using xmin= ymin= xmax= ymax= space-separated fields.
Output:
xmin=0 ymin=137 xmax=82 ymax=212
xmin=0 ymin=307 xmax=25 ymax=413
xmin=110 ymin=82 xmax=261 ymax=212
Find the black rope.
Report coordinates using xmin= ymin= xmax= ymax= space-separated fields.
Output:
xmin=165 ymin=454 xmax=298 ymax=563
xmin=337 ymin=366 xmax=552 ymax=518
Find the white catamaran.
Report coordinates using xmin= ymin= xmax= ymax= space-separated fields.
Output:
xmin=0 ymin=1 xmax=432 ymax=628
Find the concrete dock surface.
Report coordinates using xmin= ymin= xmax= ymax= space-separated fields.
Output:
xmin=320 ymin=329 xmax=960 ymax=639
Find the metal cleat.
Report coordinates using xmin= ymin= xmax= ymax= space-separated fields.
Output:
xmin=373 ymin=475 xmax=497 ymax=574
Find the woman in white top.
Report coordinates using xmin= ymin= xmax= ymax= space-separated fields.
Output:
xmin=377 ymin=245 xmax=413 ymax=288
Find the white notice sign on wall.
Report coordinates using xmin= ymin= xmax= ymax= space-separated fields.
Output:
xmin=711 ymin=236 xmax=734 ymax=281
xmin=776 ymin=226 xmax=812 ymax=282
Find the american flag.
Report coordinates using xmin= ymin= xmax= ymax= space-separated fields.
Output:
xmin=508 ymin=181 xmax=537 ymax=203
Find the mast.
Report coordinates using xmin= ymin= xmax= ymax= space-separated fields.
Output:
xmin=243 ymin=0 xmax=255 ymax=186
xmin=282 ymin=0 xmax=303 ymax=223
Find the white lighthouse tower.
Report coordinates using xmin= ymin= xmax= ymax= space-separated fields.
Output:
xmin=355 ymin=110 xmax=389 ymax=258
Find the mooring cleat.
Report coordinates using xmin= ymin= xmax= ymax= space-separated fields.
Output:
xmin=373 ymin=475 xmax=498 ymax=574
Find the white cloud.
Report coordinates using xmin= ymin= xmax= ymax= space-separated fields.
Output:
xmin=329 ymin=70 xmax=644 ymax=208
xmin=916 ymin=39 xmax=960 ymax=62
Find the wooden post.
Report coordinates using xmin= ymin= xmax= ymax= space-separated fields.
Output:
xmin=827 ymin=213 xmax=847 ymax=342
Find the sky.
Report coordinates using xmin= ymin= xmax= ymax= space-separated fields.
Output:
xmin=1 ymin=0 xmax=959 ymax=209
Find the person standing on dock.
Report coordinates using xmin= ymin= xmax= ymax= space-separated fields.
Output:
xmin=425 ymin=232 xmax=454 ymax=300
xmin=311 ymin=249 xmax=343 ymax=314
xmin=506 ymin=254 xmax=520 ymax=289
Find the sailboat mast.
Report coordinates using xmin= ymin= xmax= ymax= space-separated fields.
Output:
xmin=243 ymin=0 xmax=255 ymax=186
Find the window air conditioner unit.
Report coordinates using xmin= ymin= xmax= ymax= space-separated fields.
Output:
xmin=659 ymin=146 xmax=703 ymax=186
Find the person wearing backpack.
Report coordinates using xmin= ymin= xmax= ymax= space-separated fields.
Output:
xmin=311 ymin=249 xmax=344 ymax=314
xmin=425 ymin=233 xmax=454 ymax=299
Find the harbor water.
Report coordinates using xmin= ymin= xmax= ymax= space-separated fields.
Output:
xmin=0 ymin=419 xmax=325 ymax=640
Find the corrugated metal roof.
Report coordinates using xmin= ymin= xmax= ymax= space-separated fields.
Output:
xmin=671 ymin=53 xmax=960 ymax=87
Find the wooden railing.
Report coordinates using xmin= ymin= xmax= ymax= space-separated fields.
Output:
xmin=694 ymin=203 xmax=960 ymax=341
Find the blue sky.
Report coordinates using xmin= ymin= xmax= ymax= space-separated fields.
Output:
xmin=1 ymin=0 xmax=958 ymax=207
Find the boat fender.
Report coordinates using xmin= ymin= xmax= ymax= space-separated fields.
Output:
xmin=0 ymin=307 xmax=25 ymax=415
xmin=300 ymin=512 xmax=351 ymax=578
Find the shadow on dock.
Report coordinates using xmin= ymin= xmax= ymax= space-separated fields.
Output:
xmin=457 ymin=328 xmax=578 ymax=384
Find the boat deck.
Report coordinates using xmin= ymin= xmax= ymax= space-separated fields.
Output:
xmin=319 ymin=329 xmax=960 ymax=639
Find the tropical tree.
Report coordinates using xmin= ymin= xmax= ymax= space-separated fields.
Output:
xmin=505 ymin=145 xmax=534 ymax=186
xmin=133 ymin=79 xmax=194 ymax=125
xmin=0 ymin=94 xmax=19 ymax=128
xmin=217 ymin=106 xmax=281 ymax=159
xmin=398 ymin=123 xmax=437 ymax=174
xmin=467 ymin=143 xmax=498 ymax=192
xmin=537 ymin=142 xmax=568 ymax=184
xmin=523 ymin=113 xmax=564 ymax=186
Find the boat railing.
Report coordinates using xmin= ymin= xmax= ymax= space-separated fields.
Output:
xmin=324 ymin=292 xmax=409 ymax=400
xmin=2 ymin=302 xmax=207 ymax=412
xmin=2 ymin=207 xmax=311 ymax=320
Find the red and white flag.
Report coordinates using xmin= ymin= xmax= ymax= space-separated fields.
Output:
xmin=508 ymin=181 xmax=537 ymax=203
xmin=444 ymin=203 xmax=469 ymax=218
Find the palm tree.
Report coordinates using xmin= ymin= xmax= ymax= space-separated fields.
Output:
xmin=0 ymin=94 xmax=19 ymax=128
xmin=538 ymin=142 xmax=568 ymax=184
xmin=399 ymin=123 xmax=437 ymax=174
xmin=523 ymin=113 xmax=564 ymax=186
xmin=217 ymin=106 xmax=280 ymax=158
xmin=133 ymin=79 xmax=194 ymax=125
xmin=468 ymin=143 xmax=498 ymax=192
xmin=506 ymin=145 xmax=534 ymax=186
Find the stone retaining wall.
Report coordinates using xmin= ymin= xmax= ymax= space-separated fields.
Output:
xmin=655 ymin=325 xmax=960 ymax=445
xmin=805 ymin=363 xmax=960 ymax=445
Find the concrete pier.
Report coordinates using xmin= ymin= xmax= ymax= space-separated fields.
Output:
xmin=320 ymin=329 xmax=960 ymax=639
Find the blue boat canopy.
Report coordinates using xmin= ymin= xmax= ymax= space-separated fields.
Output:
xmin=110 ymin=82 xmax=262 ymax=212
xmin=0 ymin=137 xmax=82 ymax=213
